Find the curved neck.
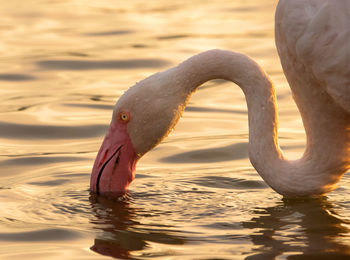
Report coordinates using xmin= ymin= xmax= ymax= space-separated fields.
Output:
xmin=170 ymin=49 xmax=349 ymax=197
xmin=176 ymin=50 xmax=283 ymax=163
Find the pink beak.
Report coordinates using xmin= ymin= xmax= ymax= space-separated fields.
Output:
xmin=90 ymin=122 xmax=137 ymax=196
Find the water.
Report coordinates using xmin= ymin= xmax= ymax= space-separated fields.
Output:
xmin=0 ymin=0 xmax=350 ymax=259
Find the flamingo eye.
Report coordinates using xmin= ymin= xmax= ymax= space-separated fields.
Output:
xmin=119 ymin=112 xmax=130 ymax=122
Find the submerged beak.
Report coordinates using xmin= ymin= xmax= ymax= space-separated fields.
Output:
xmin=90 ymin=122 xmax=137 ymax=196
xmin=95 ymin=145 xmax=122 ymax=194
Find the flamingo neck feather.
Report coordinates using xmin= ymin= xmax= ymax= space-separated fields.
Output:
xmin=169 ymin=49 xmax=349 ymax=197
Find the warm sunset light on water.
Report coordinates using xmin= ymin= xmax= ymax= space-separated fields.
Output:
xmin=0 ymin=0 xmax=349 ymax=259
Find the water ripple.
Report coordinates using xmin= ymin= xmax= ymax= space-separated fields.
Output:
xmin=63 ymin=103 xmax=114 ymax=110
xmin=160 ymin=142 xmax=249 ymax=163
xmin=0 ymin=156 xmax=88 ymax=166
xmin=0 ymin=121 xmax=107 ymax=139
xmin=37 ymin=59 xmax=171 ymax=70
xmin=0 ymin=73 xmax=37 ymax=81
xmin=185 ymin=105 xmax=247 ymax=114
xmin=0 ymin=228 xmax=83 ymax=242
xmin=157 ymin=34 xmax=188 ymax=40
xmin=191 ymin=176 xmax=266 ymax=190
xmin=85 ymin=29 xmax=133 ymax=36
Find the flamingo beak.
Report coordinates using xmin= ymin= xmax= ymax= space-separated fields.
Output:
xmin=90 ymin=122 xmax=137 ymax=196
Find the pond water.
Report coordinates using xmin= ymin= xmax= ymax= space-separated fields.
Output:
xmin=0 ymin=0 xmax=350 ymax=259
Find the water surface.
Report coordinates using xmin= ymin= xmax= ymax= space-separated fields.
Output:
xmin=0 ymin=0 xmax=350 ymax=259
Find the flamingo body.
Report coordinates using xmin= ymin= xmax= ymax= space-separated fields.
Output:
xmin=277 ymin=0 xmax=350 ymax=113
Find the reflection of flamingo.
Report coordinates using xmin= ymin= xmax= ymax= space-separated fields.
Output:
xmin=89 ymin=194 xmax=140 ymax=259
xmin=89 ymin=194 xmax=186 ymax=258
xmin=90 ymin=0 xmax=350 ymax=197
xmin=242 ymin=198 xmax=350 ymax=258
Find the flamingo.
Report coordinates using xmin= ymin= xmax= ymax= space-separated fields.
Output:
xmin=90 ymin=0 xmax=350 ymax=198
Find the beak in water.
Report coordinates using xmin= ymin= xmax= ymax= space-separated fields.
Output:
xmin=90 ymin=121 xmax=137 ymax=196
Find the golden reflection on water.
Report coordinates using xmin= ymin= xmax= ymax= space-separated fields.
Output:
xmin=0 ymin=0 xmax=349 ymax=259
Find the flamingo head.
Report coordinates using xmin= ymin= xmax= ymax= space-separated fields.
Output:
xmin=90 ymin=68 xmax=188 ymax=196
